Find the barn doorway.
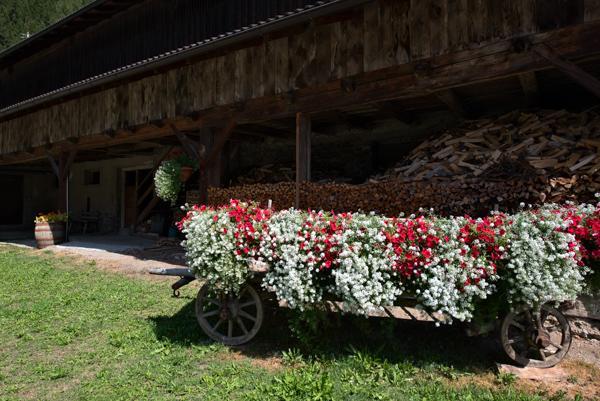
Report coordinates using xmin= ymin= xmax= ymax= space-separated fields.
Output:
xmin=0 ymin=175 xmax=23 ymax=225
xmin=122 ymin=168 xmax=153 ymax=230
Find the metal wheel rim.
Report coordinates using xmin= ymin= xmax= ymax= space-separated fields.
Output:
xmin=500 ymin=304 xmax=571 ymax=368
xmin=195 ymin=283 xmax=263 ymax=346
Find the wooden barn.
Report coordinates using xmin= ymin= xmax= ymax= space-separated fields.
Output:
xmin=1 ymin=0 xmax=600 ymax=238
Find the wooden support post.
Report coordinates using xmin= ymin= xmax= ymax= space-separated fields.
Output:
xmin=518 ymin=72 xmax=539 ymax=105
xmin=435 ymin=89 xmax=465 ymax=117
xmin=47 ymin=150 xmax=77 ymax=213
xmin=533 ymin=44 xmax=600 ymax=99
xmin=196 ymin=128 xmax=214 ymax=205
xmin=198 ymin=120 xmax=238 ymax=204
xmin=201 ymin=119 xmax=238 ymax=169
xmin=295 ymin=112 xmax=311 ymax=209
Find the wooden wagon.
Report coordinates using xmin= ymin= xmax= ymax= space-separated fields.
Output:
xmin=150 ymin=261 xmax=573 ymax=368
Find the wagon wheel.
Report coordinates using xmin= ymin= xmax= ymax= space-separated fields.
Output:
xmin=195 ymin=283 xmax=264 ymax=346
xmin=500 ymin=304 xmax=571 ymax=368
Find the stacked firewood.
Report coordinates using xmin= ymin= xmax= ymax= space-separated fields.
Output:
xmin=232 ymin=164 xmax=350 ymax=185
xmin=210 ymin=110 xmax=600 ymax=215
xmin=371 ymin=109 xmax=600 ymax=182
xmin=208 ymin=175 xmax=597 ymax=216
xmin=234 ymin=165 xmax=294 ymax=185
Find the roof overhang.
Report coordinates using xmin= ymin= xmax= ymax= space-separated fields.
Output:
xmin=0 ymin=0 xmax=370 ymax=121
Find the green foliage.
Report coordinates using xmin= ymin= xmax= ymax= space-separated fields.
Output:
xmin=0 ymin=0 xmax=92 ymax=51
xmin=253 ymin=365 xmax=334 ymax=401
xmin=287 ymin=307 xmax=335 ymax=352
xmin=496 ymin=372 xmax=518 ymax=386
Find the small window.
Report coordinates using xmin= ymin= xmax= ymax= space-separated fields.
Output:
xmin=84 ymin=170 xmax=100 ymax=186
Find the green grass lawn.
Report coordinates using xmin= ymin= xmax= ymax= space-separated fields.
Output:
xmin=0 ymin=246 xmax=592 ymax=400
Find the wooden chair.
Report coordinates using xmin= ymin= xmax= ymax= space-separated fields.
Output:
xmin=71 ymin=211 xmax=101 ymax=234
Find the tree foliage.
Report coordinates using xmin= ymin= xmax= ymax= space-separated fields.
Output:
xmin=0 ymin=0 xmax=92 ymax=51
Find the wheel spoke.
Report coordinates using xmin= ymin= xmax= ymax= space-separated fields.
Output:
xmin=202 ymin=309 xmax=220 ymax=318
xmin=239 ymin=310 xmax=257 ymax=322
xmin=207 ymin=298 xmax=221 ymax=307
xmin=213 ymin=319 xmax=224 ymax=332
xmin=228 ymin=319 xmax=234 ymax=337
xmin=538 ymin=348 xmax=547 ymax=361
xmin=237 ymin=317 xmax=248 ymax=335
xmin=507 ymin=337 xmax=524 ymax=345
xmin=548 ymin=340 xmax=563 ymax=350
xmin=239 ymin=300 xmax=257 ymax=309
xmin=510 ymin=321 xmax=526 ymax=331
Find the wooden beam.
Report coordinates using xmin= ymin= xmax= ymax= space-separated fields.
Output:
xmin=171 ymin=124 xmax=202 ymax=161
xmin=101 ymin=129 xmax=117 ymax=139
xmin=435 ymin=89 xmax=465 ymax=117
xmin=46 ymin=152 xmax=60 ymax=178
xmin=295 ymin=112 xmax=311 ymax=209
xmin=533 ymin=43 xmax=600 ymax=99
xmin=201 ymin=119 xmax=238 ymax=168
xmin=374 ymin=101 xmax=416 ymax=124
xmin=4 ymin=22 xmax=600 ymax=166
xmin=518 ymin=71 xmax=539 ymax=105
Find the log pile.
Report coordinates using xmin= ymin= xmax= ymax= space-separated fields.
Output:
xmin=234 ymin=165 xmax=294 ymax=185
xmin=372 ymin=109 xmax=600 ymax=183
xmin=233 ymin=164 xmax=349 ymax=185
xmin=210 ymin=110 xmax=600 ymax=215
xmin=208 ymin=176 xmax=596 ymax=216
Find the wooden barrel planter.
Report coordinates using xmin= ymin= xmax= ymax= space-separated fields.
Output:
xmin=34 ymin=222 xmax=66 ymax=249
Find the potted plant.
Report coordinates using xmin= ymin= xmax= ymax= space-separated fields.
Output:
xmin=154 ymin=154 xmax=198 ymax=205
xmin=34 ymin=212 xmax=68 ymax=248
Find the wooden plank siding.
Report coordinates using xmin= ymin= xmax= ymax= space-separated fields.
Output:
xmin=2 ymin=0 xmax=600 ymax=157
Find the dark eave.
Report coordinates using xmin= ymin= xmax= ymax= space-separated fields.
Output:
xmin=0 ymin=0 xmax=368 ymax=121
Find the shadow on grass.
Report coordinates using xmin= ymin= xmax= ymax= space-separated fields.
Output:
xmin=149 ymin=299 xmax=208 ymax=345
xmin=149 ymin=299 xmax=506 ymax=373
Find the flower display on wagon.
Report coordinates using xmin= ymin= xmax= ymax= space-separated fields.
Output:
xmin=178 ymin=200 xmax=271 ymax=293
xmin=178 ymin=200 xmax=600 ymax=322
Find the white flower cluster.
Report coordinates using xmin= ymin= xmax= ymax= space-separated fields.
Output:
xmin=504 ymin=208 xmax=587 ymax=307
xmin=261 ymin=210 xmax=323 ymax=309
xmin=417 ymin=217 xmax=499 ymax=322
xmin=181 ymin=209 xmax=248 ymax=292
xmin=333 ymin=214 xmax=402 ymax=314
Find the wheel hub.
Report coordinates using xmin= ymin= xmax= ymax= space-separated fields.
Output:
xmin=219 ymin=298 xmax=239 ymax=320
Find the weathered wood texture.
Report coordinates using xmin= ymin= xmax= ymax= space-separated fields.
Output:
xmin=1 ymin=0 xmax=600 ymax=157
xmin=0 ymin=0 xmax=326 ymax=110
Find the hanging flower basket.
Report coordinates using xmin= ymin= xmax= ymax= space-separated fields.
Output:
xmin=179 ymin=166 xmax=194 ymax=182
xmin=154 ymin=154 xmax=199 ymax=205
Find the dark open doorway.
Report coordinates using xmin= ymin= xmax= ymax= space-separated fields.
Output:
xmin=0 ymin=175 xmax=24 ymax=225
